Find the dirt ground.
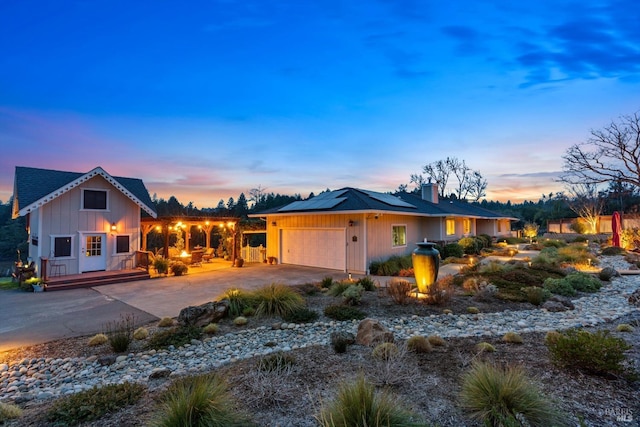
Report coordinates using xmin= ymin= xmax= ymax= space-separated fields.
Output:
xmin=2 ymin=279 xmax=639 ymax=427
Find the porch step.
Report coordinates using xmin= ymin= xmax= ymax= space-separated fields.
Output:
xmin=45 ymin=269 xmax=151 ymax=291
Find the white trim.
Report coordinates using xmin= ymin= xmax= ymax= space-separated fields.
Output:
xmin=80 ymin=187 xmax=111 ymax=212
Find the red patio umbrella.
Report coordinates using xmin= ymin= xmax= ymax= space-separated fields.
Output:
xmin=612 ymin=211 xmax=622 ymax=247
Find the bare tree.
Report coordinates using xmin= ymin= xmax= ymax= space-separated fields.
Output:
xmin=248 ymin=185 xmax=267 ymax=207
xmin=560 ymin=112 xmax=640 ymax=187
xmin=466 ymin=170 xmax=488 ymax=202
xmin=409 ymin=173 xmax=427 ymax=192
xmin=423 ymin=158 xmax=455 ymax=197
xmin=565 ymin=183 xmax=605 ymax=234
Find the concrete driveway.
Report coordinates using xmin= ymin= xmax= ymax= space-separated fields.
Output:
xmin=0 ymin=264 xmax=351 ymax=353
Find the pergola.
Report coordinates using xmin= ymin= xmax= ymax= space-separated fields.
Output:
xmin=140 ymin=216 xmax=240 ymax=262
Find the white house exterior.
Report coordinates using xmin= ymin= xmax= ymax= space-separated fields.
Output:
xmin=250 ymin=184 xmax=515 ymax=275
xmin=12 ymin=166 xmax=157 ymax=277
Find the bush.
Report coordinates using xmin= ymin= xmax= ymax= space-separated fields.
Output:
xmin=104 ymin=313 xmax=136 ymax=353
xmin=479 ymin=234 xmax=493 ymax=248
xmin=146 ymin=326 xmax=203 ymax=350
xmin=234 ymin=316 xmax=248 ymax=326
xmin=425 ymin=275 xmax=454 ymax=305
xmin=466 ymin=306 xmax=479 ymax=314
xmin=342 ymin=284 xmax=364 ymax=305
xmin=543 ymin=277 xmax=577 ymax=297
xmin=564 ymin=272 xmax=602 ymax=293
xmin=0 ymin=402 xmax=22 ymax=421
xmin=328 ymin=281 xmax=351 ymax=297
xmin=47 ymin=382 xmax=145 ymax=425
xmin=203 ymin=323 xmax=219 ymax=334
xmin=557 ymin=245 xmax=597 ymax=265
xmin=459 ymin=362 xmax=566 ymax=427
xmin=316 ymin=374 xmax=422 ymax=427
xmin=406 ymin=336 xmax=432 ymax=353
xmin=356 ymin=276 xmax=377 ymax=291
xmin=153 ymin=257 xmax=170 ymax=274
xmin=324 ymin=304 xmax=367 ymax=321
xmin=331 ymin=333 xmax=352 ymax=354
xmin=369 ymin=255 xmax=413 ymax=276
xmin=521 ymin=286 xmax=551 ymax=306
xmin=475 ymin=342 xmax=496 ymax=352
xmin=502 ymin=332 xmax=523 ymax=344
xmin=223 ymin=288 xmax=256 ymax=317
xmin=616 ymin=324 xmax=635 ymax=332
xmin=133 ymin=327 xmax=149 ymax=340
xmin=253 ymin=283 xmax=305 ymax=317
xmin=546 ymin=329 xmax=634 ymax=377
xmin=170 ymin=260 xmax=188 ymax=276
xmin=321 ymin=276 xmax=334 ymax=289
xmin=88 ymin=333 xmax=108 ymax=346
xmin=152 ymin=374 xmax=252 ymax=427
xmin=459 ymin=236 xmax=485 ymax=255
xmin=282 ymin=307 xmax=319 ymax=323
xmin=427 ymin=335 xmax=446 ymax=346
xmin=542 ymin=239 xmax=566 ymax=248
xmin=158 ymin=317 xmax=174 ymax=327
xmin=442 ymin=243 xmax=464 ymax=258
xmin=387 ymin=279 xmax=412 ymax=305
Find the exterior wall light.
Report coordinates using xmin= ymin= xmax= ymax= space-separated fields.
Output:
xmin=111 ymin=222 xmax=117 ymax=231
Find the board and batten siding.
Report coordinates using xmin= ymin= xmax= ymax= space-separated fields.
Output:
xmin=32 ymin=175 xmax=141 ymax=275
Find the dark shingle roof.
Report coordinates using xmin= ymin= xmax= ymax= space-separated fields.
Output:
xmin=251 ymin=188 xmax=513 ymax=220
xmin=13 ymin=166 xmax=157 ymax=218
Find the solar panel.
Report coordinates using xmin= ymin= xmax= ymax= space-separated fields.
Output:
xmin=278 ymin=189 xmax=348 ymax=212
xmin=362 ymin=190 xmax=416 ymax=208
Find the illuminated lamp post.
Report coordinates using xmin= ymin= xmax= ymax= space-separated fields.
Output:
xmin=412 ymin=239 xmax=440 ymax=294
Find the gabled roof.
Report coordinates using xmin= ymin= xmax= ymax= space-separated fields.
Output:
xmin=12 ymin=166 xmax=157 ymax=218
xmin=251 ymin=187 xmax=514 ymax=220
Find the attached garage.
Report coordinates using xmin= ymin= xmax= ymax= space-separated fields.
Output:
xmin=281 ymin=228 xmax=346 ymax=271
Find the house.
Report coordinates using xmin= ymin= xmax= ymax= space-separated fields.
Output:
xmin=12 ymin=166 xmax=157 ymax=278
xmin=249 ymin=184 xmax=515 ymax=274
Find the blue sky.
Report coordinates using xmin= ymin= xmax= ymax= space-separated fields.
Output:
xmin=1 ymin=0 xmax=639 ymax=207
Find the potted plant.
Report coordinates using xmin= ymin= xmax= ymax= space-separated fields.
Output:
xmin=235 ymin=257 xmax=244 ymax=267
xmin=24 ymin=277 xmax=45 ymax=292
xmin=153 ymin=258 xmax=170 ymax=275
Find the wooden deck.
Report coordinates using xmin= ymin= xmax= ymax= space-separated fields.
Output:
xmin=45 ymin=269 xmax=151 ymax=291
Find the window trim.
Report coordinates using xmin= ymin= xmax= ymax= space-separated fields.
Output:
xmin=391 ymin=224 xmax=407 ymax=248
xmin=446 ymin=218 xmax=456 ymax=236
xmin=50 ymin=235 xmax=75 ymax=259
xmin=114 ymin=234 xmax=132 ymax=255
xmin=81 ymin=188 xmax=110 ymax=211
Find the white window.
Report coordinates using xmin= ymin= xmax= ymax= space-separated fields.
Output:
xmin=392 ymin=225 xmax=407 ymax=247
xmin=446 ymin=219 xmax=455 ymax=236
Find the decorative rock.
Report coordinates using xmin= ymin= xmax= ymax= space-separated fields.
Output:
xmin=97 ymin=355 xmax=117 ymax=366
xmin=356 ymin=318 xmax=394 ymax=346
xmin=177 ymin=300 xmax=229 ymax=327
xmin=149 ymin=368 xmax=171 ymax=379
xmin=115 ymin=355 xmax=128 ymax=363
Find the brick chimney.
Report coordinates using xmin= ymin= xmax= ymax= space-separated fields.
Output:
xmin=421 ymin=182 xmax=438 ymax=204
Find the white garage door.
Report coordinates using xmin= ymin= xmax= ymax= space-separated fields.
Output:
xmin=281 ymin=228 xmax=346 ymax=270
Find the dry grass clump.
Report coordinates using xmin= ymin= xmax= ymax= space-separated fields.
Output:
xmin=406 ymin=336 xmax=432 ymax=353
xmin=475 ymin=342 xmax=496 ymax=353
xmin=425 ymin=275 xmax=455 ymax=305
xmin=133 ymin=327 xmax=149 ymax=340
xmin=502 ymin=332 xmax=524 ymax=344
xmin=427 ymin=335 xmax=446 ymax=346
xmin=616 ymin=324 xmax=635 ymax=332
xmin=158 ymin=317 xmax=174 ymax=327
xmin=372 ymin=342 xmax=399 ymax=361
xmin=203 ymin=323 xmax=220 ymax=334
xmin=233 ymin=316 xmax=248 ymax=326
xmin=466 ymin=306 xmax=480 ymax=314
xmin=0 ymin=402 xmax=23 ymax=422
xmin=459 ymin=362 xmax=567 ymax=427
xmin=253 ymin=283 xmax=305 ymax=317
xmin=387 ymin=279 xmax=412 ymax=305
xmin=88 ymin=333 xmax=108 ymax=347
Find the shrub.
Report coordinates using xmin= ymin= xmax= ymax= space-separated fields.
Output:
xmin=564 ymin=272 xmax=602 ymax=293
xmin=543 ymin=277 xmax=577 ymax=297
xmin=242 ymin=307 xmax=256 ymax=317
xmin=323 ymin=305 xmax=367 ymax=321
xmin=133 ymin=327 xmax=149 ymax=340
xmin=0 ymin=402 xmax=22 ymax=421
xmin=521 ymin=286 xmax=551 ymax=306
xmin=257 ymin=352 xmax=295 ymax=374
xmin=169 ymin=260 xmax=188 ymax=276
xmin=233 ymin=316 xmax=248 ymax=326
xmin=478 ymin=260 xmax=506 ymax=274
xmin=368 ymin=255 xmax=413 ymax=276
xmin=104 ymin=313 xmax=136 ymax=353
xmin=357 ymin=276 xmax=377 ymax=291
xmin=152 ymin=374 xmax=252 ymax=427
xmin=466 ymin=306 xmax=479 ymax=314
xmin=387 ymin=279 xmax=412 ymax=305
xmin=146 ymin=326 xmax=203 ymax=350
xmin=427 ymin=335 xmax=446 ymax=346
xmin=331 ymin=334 xmax=351 ymax=354
xmin=479 ymin=234 xmax=493 ymax=248
xmin=158 ymin=317 xmax=174 ymax=327
xmin=459 ymin=236 xmax=485 ymax=255
xmin=316 ymin=374 xmax=421 ymax=427
xmin=153 ymin=257 xmax=170 ymax=275
xmin=224 ymin=288 xmax=256 ymax=317
xmin=253 ymin=283 xmax=305 ymax=317
xmin=442 ymin=243 xmax=464 ymax=258
xmin=88 ymin=333 xmax=108 ymax=346
xmin=47 ymin=382 xmax=145 ymax=425
xmin=502 ymin=332 xmax=523 ymax=344
xmin=425 ymin=275 xmax=454 ymax=305
xmin=342 ymin=284 xmax=364 ymax=305
xmin=557 ymin=245 xmax=597 ymax=265
xmin=328 ymin=281 xmax=351 ymax=297
xmin=544 ymin=330 xmax=562 ymax=345
xmin=372 ymin=342 xmax=399 ymax=360
xmin=616 ymin=324 xmax=635 ymax=332
xmin=203 ymin=323 xmax=219 ymax=334
xmin=546 ymin=329 xmax=633 ymax=377
xmin=475 ymin=342 xmax=496 ymax=353
xmin=542 ymin=238 xmax=566 ymax=248
xmin=282 ymin=307 xmax=319 ymax=323
xmin=460 ymin=362 xmax=566 ymax=427
xmin=601 ymin=246 xmax=626 ymax=256
xmin=321 ymin=276 xmax=334 ymax=289
xmin=621 ymin=227 xmax=640 ymax=250
xmin=406 ymin=336 xmax=432 ymax=353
